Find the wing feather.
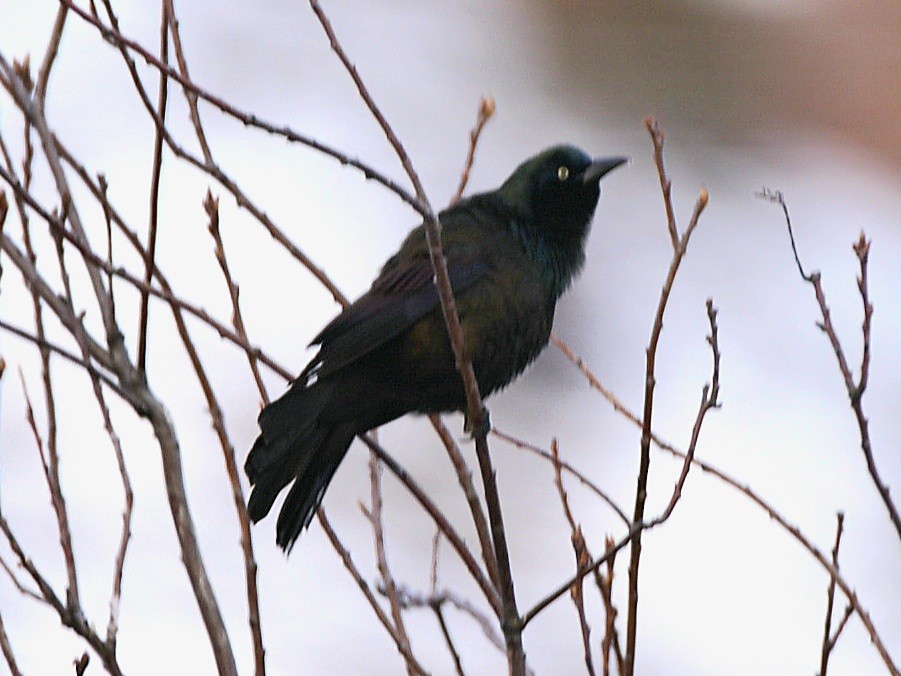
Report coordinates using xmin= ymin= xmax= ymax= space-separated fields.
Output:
xmin=299 ymin=243 xmax=487 ymax=381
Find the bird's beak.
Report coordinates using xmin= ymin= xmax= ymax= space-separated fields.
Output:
xmin=582 ymin=156 xmax=629 ymax=185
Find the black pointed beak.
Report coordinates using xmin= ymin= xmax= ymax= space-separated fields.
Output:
xmin=582 ymin=156 xmax=628 ymax=185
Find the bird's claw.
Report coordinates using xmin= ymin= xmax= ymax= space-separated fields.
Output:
xmin=464 ymin=404 xmax=491 ymax=439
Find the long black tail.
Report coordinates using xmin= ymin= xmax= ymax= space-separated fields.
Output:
xmin=245 ymin=381 xmax=356 ymax=551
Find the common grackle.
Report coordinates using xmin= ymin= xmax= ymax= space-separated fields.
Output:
xmin=245 ymin=145 xmax=626 ymax=550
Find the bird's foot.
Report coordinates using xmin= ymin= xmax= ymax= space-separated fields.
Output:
xmin=464 ymin=404 xmax=491 ymax=439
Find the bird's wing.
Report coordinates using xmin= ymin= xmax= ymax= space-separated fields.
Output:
xmin=299 ymin=241 xmax=488 ymax=381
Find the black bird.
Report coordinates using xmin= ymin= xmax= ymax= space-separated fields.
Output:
xmin=245 ymin=145 xmax=626 ymax=550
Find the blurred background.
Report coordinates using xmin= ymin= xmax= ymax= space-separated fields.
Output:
xmin=1 ymin=1 xmax=899 ymax=674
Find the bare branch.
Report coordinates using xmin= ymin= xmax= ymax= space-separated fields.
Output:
xmin=646 ymin=117 xmax=679 ymax=249
xmin=361 ymin=434 xmax=501 ymax=615
xmin=759 ymin=190 xmax=899 ymax=541
xmin=367 ymin=452 xmax=417 ymax=674
xmin=307 ymin=3 xmax=523 ymax=669
xmin=0 ymin=611 xmax=23 ymax=676
xmin=624 ymin=118 xmax=710 ymax=676
xmin=492 ymin=427 xmax=630 ymax=526
xmin=318 ymin=511 xmax=428 ymax=675
xmin=136 ymin=0 xmax=170 ymax=373
xmin=450 ymin=97 xmax=495 ymax=205
xmin=819 ymin=512 xmax=845 ymax=676
xmin=205 ymin=191 xmax=269 ymax=404
xmin=550 ymin=439 xmax=595 ymax=676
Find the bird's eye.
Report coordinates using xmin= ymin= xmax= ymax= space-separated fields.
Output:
xmin=557 ymin=165 xmax=570 ymax=181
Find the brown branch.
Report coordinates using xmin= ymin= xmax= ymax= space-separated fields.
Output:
xmin=828 ymin=604 xmax=854 ymax=654
xmin=361 ymin=433 xmax=501 ymax=614
xmin=58 ymin=0 xmax=423 ymax=216
xmin=427 ymin=97 xmax=501 ymax=596
xmin=758 ymin=190 xmax=899 ymax=541
xmin=307 ymin=3 xmax=523 ymax=670
xmin=34 ymin=5 xmax=67 ymax=107
xmin=550 ymin=439 xmax=596 ymax=676
xmin=450 ymin=97 xmax=495 ymax=205
xmin=136 ymin=0 xmax=169 ymax=373
xmin=365 ymin=454 xmax=417 ymax=675
xmin=421 ymin=532 xmax=467 ymax=675
xmin=0 ymin=611 xmax=23 ymax=676
xmin=162 ymin=0 xmax=214 ymax=164
xmin=318 ymin=511 xmax=428 ymax=675
xmin=200 ymin=193 xmax=267 ymax=675
xmin=624 ymin=118 xmax=709 ymax=676
xmin=492 ymin=427 xmax=630 ymax=526
xmin=647 ymin=118 xmax=679 ymax=249
xmin=205 ymin=191 xmax=269 ymax=404
xmin=819 ymin=512 xmax=844 ymax=676
xmin=430 ymin=414 xmax=501 ymax=591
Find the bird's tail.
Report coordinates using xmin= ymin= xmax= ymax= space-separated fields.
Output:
xmin=245 ymin=381 xmax=356 ymax=551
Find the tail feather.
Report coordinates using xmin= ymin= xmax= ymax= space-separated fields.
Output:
xmin=245 ymin=380 xmax=359 ymax=550
xmin=245 ymin=424 xmax=327 ymax=522
xmin=275 ymin=424 xmax=355 ymax=550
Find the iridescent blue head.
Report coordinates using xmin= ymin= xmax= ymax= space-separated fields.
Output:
xmin=498 ymin=144 xmax=626 ymax=295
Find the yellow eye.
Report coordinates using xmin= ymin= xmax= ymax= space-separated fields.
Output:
xmin=557 ymin=165 xmax=570 ymax=181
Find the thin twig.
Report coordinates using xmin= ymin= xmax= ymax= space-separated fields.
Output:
xmin=0 ymin=612 xmax=23 ymax=676
xmin=430 ymin=414 xmax=500 ymax=591
xmin=194 ymin=194 xmax=266 ymax=676
xmin=162 ymin=0 xmax=214 ymax=164
xmin=435 ymin=100 xmax=501 ymax=590
xmin=758 ymin=190 xmax=899 ymax=541
xmin=205 ymin=191 xmax=269 ymax=403
xmin=307 ymin=3 xmax=523 ymax=669
xmin=360 ymin=434 xmax=501 ymax=614
xmin=492 ymin=427 xmax=630 ymax=526
xmin=828 ymin=604 xmax=854 ymax=652
xmin=391 ymin=583 xmax=507 ymax=657
xmin=432 ymin=605 xmax=465 ymax=676
xmin=18 ymin=369 xmax=81 ymax=611
xmin=318 ymin=511 xmax=428 ymax=675
xmin=550 ymin=439 xmax=596 ymax=676
xmin=645 ymin=299 xmax=720 ymax=528
xmin=366 ymin=453 xmax=417 ymax=675
xmin=551 ymin=296 xmax=900 ymax=673
xmin=136 ymin=0 xmax=169 ymax=373
xmin=599 ymin=536 xmax=624 ymax=676
xmin=647 ymin=118 xmax=679 ymax=249
xmin=819 ymin=512 xmax=844 ymax=676
xmin=450 ymin=97 xmax=495 ymax=205
xmin=624 ymin=118 xmax=709 ymax=676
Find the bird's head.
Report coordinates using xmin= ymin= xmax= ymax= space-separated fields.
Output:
xmin=495 ymin=145 xmax=626 ymax=295
xmin=498 ymin=145 xmax=626 ymax=241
